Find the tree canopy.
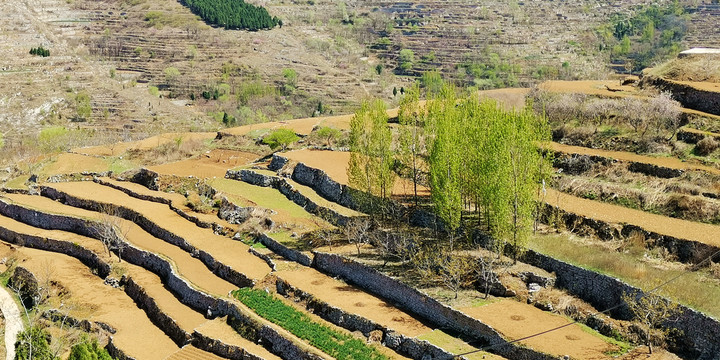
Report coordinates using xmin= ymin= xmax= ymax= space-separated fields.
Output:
xmin=180 ymin=0 xmax=280 ymax=31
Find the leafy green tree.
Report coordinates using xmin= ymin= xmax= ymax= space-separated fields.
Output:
xmin=420 ymin=70 xmax=444 ymax=95
xmin=179 ymin=0 xmax=280 ymax=30
xmin=263 ymin=128 xmax=299 ymax=151
xmin=348 ymin=99 xmax=394 ymax=213
xmin=426 ymin=85 xmax=463 ymax=248
xmin=14 ymin=326 xmax=56 ymax=360
xmin=163 ymin=67 xmax=181 ymax=86
xmin=398 ymin=84 xmax=424 ymax=205
xmin=316 ymin=126 xmax=341 ymax=147
xmin=75 ymin=91 xmax=92 ymax=122
xmin=398 ymin=49 xmax=415 ymax=73
xmin=38 ymin=126 xmax=70 ymax=153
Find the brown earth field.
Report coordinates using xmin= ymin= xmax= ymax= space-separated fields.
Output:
xmin=547 ymin=141 xmax=720 ymax=175
xmin=544 ymin=188 xmax=720 ymax=249
xmin=148 ymin=149 xmax=259 ymax=178
xmin=44 ymin=181 xmax=273 ymax=280
xmin=0 ymin=241 xmax=180 ymax=360
xmin=462 ymin=299 xmax=620 ymax=360
xmin=281 ymin=149 xmax=430 ymax=198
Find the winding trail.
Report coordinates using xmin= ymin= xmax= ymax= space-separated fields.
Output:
xmin=0 ymin=285 xmax=23 ymax=360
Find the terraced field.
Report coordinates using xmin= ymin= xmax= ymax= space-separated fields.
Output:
xmin=7 ymin=79 xmax=720 ymax=358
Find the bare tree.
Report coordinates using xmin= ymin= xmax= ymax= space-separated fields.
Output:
xmin=95 ymin=205 xmax=130 ymax=263
xmin=474 ymin=255 xmax=500 ymax=299
xmin=437 ymin=252 xmax=475 ymax=299
xmin=622 ymin=291 xmax=682 ymax=354
xmin=343 ymin=217 xmax=372 ymax=255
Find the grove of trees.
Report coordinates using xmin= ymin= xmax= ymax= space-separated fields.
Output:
xmin=348 ymin=83 xmax=551 ymax=258
xmin=179 ymin=0 xmax=280 ymax=31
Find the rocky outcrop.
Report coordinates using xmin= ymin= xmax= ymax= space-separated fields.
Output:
xmin=640 ymin=75 xmax=720 ymax=116
xmin=39 ymin=185 xmax=254 ymax=288
xmin=311 ymin=252 xmax=556 ymax=360
xmin=521 ymin=249 xmax=720 ymax=359
xmin=275 ymin=276 xmax=466 ymax=360
xmin=125 ymin=168 xmax=160 ymax=191
xmin=8 ymin=266 xmax=40 ymax=309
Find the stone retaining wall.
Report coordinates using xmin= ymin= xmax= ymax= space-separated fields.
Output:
xmin=226 ymin=169 xmax=351 ymax=227
xmin=311 ymin=252 xmax=556 ymax=360
xmin=521 ymin=249 xmax=720 ymax=359
xmin=640 ymin=75 xmax=720 ymax=116
xmin=39 ymin=186 xmax=254 ymax=288
xmin=256 ymin=233 xmax=313 ymax=267
xmin=94 ymin=178 xmax=228 ymax=235
xmin=541 ymin=204 xmax=720 ymax=264
xmin=123 ymin=277 xmax=193 ymax=347
xmin=0 ymin=198 xmax=323 ymax=360
xmin=275 ymin=276 xmax=465 ymax=360
xmin=192 ymin=330 xmax=264 ymax=360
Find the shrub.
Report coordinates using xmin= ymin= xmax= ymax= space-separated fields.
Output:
xmin=262 ymin=128 xmax=299 ymax=151
xmin=695 ymin=136 xmax=719 ymax=156
xmin=68 ymin=338 xmax=114 ymax=360
xmin=14 ymin=327 xmax=56 ymax=360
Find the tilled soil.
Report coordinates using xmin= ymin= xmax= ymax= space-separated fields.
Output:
xmin=148 ymin=150 xmax=259 ymax=178
xmin=545 ymin=188 xmax=720 ymax=248
xmin=462 ymin=299 xmax=619 ymax=360
xmin=0 ymin=241 xmax=180 ymax=360
xmin=276 ymin=267 xmax=432 ymax=337
xmin=46 ymin=181 xmax=272 ymax=281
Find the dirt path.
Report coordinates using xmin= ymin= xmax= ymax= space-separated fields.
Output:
xmin=0 ymin=242 xmax=180 ymax=359
xmin=46 ymin=181 xmax=272 ymax=281
xmin=462 ymin=300 xmax=619 ymax=359
xmin=548 ymin=142 xmax=720 ymax=174
xmin=276 ymin=267 xmax=432 ymax=337
xmin=74 ymin=132 xmax=218 ymax=157
xmin=545 ymin=188 xmax=720 ymax=248
xmin=0 ymin=285 xmax=22 ymax=360
xmin=1 ymin=193 xmax=237 ymax=297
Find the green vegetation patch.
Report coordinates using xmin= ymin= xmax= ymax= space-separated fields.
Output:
xmin=179 ymin=0 xmax=280 ymax=31
xmin=232 ymin=288 xmax=387 ymax=360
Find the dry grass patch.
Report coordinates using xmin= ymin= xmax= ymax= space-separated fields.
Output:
xmin=530 ymin=231 xmax=720 ymax=318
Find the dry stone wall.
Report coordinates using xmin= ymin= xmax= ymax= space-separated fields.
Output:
xmin=0 ymin=196 xmax=323 ymax=360
xmin=311 ymin=252 xmax=556 ymax=360
xmin=226 ymin=169 xmax=351 ymax=227
xmin=521 ymin=249 xmax=720 ymax=359
xmin=641 ymin=75 xmax=720 ymax=116
xmin=39 ymin=185 xmax=254 ymax=288
xmin=275 ymin=276 xmax=465 ymax=360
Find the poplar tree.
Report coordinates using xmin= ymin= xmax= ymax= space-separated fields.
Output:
xmin=348 ymin=99 xmax=394 ymax=214
xmin=398 ymin=84 xmax=424 ymax=205
xmin=426 ymin=85 xmax=463 ymax=248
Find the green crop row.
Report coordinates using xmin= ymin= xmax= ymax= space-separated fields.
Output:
xmin=232 ymin=288 xmax=388 ymax=360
